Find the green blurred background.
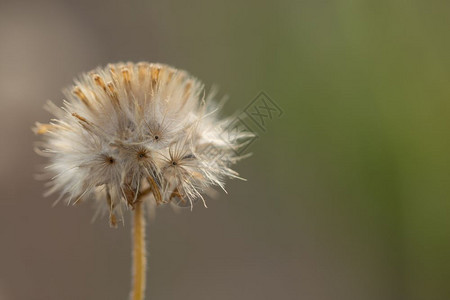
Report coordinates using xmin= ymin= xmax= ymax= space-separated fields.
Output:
xmin=1 ymin=0 xmax=450 ymax=299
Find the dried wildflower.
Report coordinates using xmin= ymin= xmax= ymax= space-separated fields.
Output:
xmin=34 ymin=62 xmax=248 ymax=300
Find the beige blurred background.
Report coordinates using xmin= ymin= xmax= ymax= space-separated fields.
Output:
xmin=1 ymin=0 xmax=450 ymax=299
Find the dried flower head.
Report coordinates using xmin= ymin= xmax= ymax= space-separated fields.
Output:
xmin=34 ymin=62 xmax=248 ymax=226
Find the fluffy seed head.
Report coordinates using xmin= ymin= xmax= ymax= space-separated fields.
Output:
xmin=34 ymin=62 xmax=249 ymax=226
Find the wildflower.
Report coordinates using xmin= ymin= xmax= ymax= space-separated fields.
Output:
xmin=34 ymin=62 xmax=248 ymax=300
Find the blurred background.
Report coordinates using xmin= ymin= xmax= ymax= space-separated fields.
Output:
xmin=1 ymin=0 xmax=450 ymax=299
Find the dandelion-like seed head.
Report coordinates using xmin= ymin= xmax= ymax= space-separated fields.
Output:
xmin=34 ymin=62 xmax=248 ymax=226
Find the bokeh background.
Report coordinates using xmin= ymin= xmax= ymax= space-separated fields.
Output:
xmin=1 ymin=0 xmax=450 ymax=299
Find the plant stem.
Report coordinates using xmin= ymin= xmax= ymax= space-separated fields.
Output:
xmin=130 ymin=200 xmax=147 ymax=300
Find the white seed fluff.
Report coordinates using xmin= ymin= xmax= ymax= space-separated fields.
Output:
xmin=34 ymin=62 xmax=248 ymax=226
